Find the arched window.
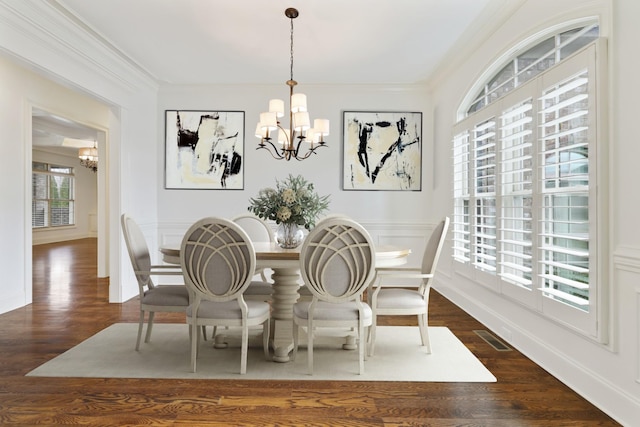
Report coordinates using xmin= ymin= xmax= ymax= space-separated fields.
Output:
xmin=460 ymin=22 xmax=599 ymax=117
xmin=451 ymin=21 xmax=607 ymax=340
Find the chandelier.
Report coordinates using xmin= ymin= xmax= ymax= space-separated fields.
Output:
xmin=78 ymin=143 xmax=98 ymax=172
xmin=255 ymin=7 xmax=329 ymax=161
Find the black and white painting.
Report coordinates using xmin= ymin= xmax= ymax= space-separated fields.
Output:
xmin=343 ymin=111 xmax=422 ymax=191
xmin=165 ymin=110 xmax=244 ymax=189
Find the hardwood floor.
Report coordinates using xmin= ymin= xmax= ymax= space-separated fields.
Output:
xmin=0 ymin=238 xmax=618 ymax=426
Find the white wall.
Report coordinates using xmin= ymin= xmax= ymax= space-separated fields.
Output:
xmin=429 ymin=0 xmax=640 ymax=424
xmin=155 ymin=84 xmax=435 ymax=267
xmin=157 ymin=84 xmax=431 ymax=223
xmin=0 ymin=55 xmax=112 ymax=313
xmin=0 ymin=0 xmax=159 ymax=309
xmin=32 ymin=148 xmax=98 ymax=245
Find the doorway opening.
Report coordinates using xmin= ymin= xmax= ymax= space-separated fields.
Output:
xmin=30 ymin=107 xmax=109 ymax=298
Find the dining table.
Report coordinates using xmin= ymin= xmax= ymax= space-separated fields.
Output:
xmin=160 ymin=241 xmax=410 ymax=362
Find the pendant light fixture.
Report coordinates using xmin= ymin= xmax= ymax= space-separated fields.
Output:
xmin=255 ymin=7 xmax=329 ymax=161
xmin=78 ymin=142 xmax=98 ymax=172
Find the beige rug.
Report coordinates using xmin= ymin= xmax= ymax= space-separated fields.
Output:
xmin=27 ymin=323 xmax=496 ymax=382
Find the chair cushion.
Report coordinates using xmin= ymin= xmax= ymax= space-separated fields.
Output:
xmin=186 ymin=300 xmax=270 ymax=320
xmin=243 ymin=280 xmax=273 ymax=296
xmin=375 ymin=288 xmax=426 ymax=310
xmin=142 ymin=285 xmax=190 ymax=306
xmin=293 ymin=300 xmax=372 ymax=322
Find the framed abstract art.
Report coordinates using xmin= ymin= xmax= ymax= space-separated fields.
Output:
xmin=165 ymin=110 xmax=244 ymax=189
xmin=342 ymin=111 xmax=422 ymax=191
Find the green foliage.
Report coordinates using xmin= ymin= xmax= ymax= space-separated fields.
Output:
xmin=248 ymin=174 xmax=330 ymax=230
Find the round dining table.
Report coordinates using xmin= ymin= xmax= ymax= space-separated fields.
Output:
xmin=160 ymin=241 xmax=410 ymax=362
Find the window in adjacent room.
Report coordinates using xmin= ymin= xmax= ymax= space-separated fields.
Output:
xmin=32 ymin=162 xmax=75 ymax=229
xmin=451 ymin=22 xmax=607 ymax=340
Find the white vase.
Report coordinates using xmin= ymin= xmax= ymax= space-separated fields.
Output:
xmin=275 ymin=223 xmax=304 ymax=249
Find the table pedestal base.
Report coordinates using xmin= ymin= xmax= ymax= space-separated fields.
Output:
xmin=269 ymin=266 xmax=301 ymax=363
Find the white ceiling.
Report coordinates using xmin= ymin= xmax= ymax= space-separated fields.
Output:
xmin=34 ymin=0 xmax=513 ymax=148
xmin=32 ymin=108 xmax=99 ymax=155
xmin=55 ymin=0 xmax=501 ymax=86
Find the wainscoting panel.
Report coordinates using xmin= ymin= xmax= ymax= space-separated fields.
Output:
xmin=352 ymin=221 xmax=432 ymax=268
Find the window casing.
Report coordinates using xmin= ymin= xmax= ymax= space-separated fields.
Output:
xmin=452 ymin=35 xmax=606 ymax=340
xmin=32 ymin=162 xmax=75 ymax=229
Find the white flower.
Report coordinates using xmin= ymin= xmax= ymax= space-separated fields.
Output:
xmin=276 ymin=206 xmax=291 ymax=222
xmin=282 ymin=188 xmax=296 ymax=204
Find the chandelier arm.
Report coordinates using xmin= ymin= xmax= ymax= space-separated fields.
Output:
xmin=294 ymin=143 xmax=328 ymax=161
xmin=293 ymin=134 xmax=305 ymax=155
xmin=257 ymin=143 xmax=286 ymax=160
xmin=294 ymin=151 xmax=313 ymax=161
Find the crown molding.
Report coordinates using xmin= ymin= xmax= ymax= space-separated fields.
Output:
xmin=0 ymin=0 xmax=158 ymax=96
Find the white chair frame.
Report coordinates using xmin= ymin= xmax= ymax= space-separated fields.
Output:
xmin=121 ymin=213 xmax=189 ymax=351
xmin=180 ymin=217 xmax=270 ymax=374
xmin=292 ymin=217 xmax=376 ymax=375
xmin=368 ymin=217 xmax=450 ymax=356
xmin=232 ymin=213 xmax=275 ymax=292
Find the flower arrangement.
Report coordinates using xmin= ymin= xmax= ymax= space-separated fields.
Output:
xmin=248 ymin=174 xmax=330 ymax=230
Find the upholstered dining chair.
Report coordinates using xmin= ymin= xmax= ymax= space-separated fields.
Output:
xmin=367 ymin=217 xmax=450 ymax=356
xmin=180 ymin=217 xmax=271 ymax=374
xmin=296 ymin=213 xmax=353 ymax=300
xmin=292 ymin=217 xmax=376 ymax=375
xmin=232 ymin=213 xmax=274 ymax=301
xmin=121 ymin=213 xmax=190 ymax=351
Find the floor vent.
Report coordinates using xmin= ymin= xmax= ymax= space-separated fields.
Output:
xmin=473 ymin=330 xmax=512 ymax=351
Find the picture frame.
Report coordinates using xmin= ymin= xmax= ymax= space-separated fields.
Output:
xmin=165 ymin=110 xmax=245 ymax=190
xmin=342 ymin=111 xmax=422 ymax=191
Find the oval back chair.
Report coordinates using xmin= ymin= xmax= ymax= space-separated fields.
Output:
xmin=293 ymin=217 xmax=376 ymax=375
xmin=232 ymin=213 xmax=275 ymax=298
xmin=180 ymin=217 xmax=270 ymax=374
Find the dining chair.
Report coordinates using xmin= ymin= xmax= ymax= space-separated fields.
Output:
xmin=367 ymin=217 xmax=450 ymax=356
xmin=232 ymin=213 xmax=274 ymax=300
xmin=292 ymin=217 xmax=376 ymax=375
xmin=296 ymin=213 xmax=353 ymax=300
xmin=120 ymin=213 xmax=190 ymax=351
xmin=180 ymin=217 xmax=271 ymax=374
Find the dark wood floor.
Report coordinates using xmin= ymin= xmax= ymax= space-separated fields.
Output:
xmin=0 ymin=238 xmax=618 ymax=426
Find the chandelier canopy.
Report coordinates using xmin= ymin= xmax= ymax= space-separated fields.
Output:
xmin=256 ymin=7 xmax=329 ymax=161
xmin=78 ymin=143 xmax=98 ymax=172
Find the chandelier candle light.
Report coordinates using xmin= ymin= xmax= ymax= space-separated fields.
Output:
xmin=256 ymin=7 xmax=329 ymax=161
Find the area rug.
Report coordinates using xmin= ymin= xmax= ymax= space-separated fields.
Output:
xmin=27 ymin=323 xmax=496 ymax=382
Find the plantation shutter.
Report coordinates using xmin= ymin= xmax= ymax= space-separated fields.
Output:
xmin=473 ymin=118 xmax=497 ymax=273
xmin=498 ymin=99 xmax=534 ymax=289
xmin=32 ymin=171 xmax=48 ymax=228
xmin=538 ymin=70 xmax=590 ymax=309
xmin=452 ymin=40 xmax=604 ymax=338
xmin=452 ymin=131 xmax=470 ymax=264
xmin=32 ymin=163 xmax=75 ymax=229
